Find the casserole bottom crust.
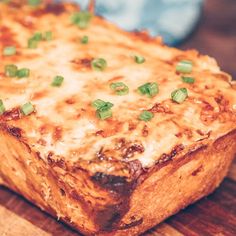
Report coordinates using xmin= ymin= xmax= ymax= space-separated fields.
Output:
xmin=0 ymin=126 xmax=235 ymax=235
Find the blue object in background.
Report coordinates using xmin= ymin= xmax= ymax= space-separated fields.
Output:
xmin=67 ymin=0 xmax=203 ymax=46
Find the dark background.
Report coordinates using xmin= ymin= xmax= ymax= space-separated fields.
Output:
xmin=180 ymin=0 xmax=236 ymax=80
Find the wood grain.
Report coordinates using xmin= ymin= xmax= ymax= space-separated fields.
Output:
xmin=0 ymin=206 xmax=50 ymax=236
xmin=0 ymin=0 xmax=236 ymax=235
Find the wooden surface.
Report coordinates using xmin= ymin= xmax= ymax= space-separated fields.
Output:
xmin=1 ymin=0 xmax=236 ymax=235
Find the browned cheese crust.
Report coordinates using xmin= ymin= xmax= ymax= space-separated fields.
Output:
xmin=0 ymin=2 xmax=236 ymax=235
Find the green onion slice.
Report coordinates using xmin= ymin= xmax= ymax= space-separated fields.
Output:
xmin=110 ymin=82 xmax=129 ymax=95
xmin=0 ymin=100 xmax=6 ymax=115
xmin=134 ymin=55 xmax=145 ymax=64
xmin=92 ymin=99 xmax=113 ymax=111
xmin=171 ymin=88 xmax=188 ymax=104
xmin=92 ymin=99 xmax=107 ymax=109
xmin=176 ymin=60 xmax=193 ymax=74
xmin=32 ymin=32 xmax=43 ymax=41
xmin=92 ymin=99 xmax=113 ymax=120
xmin=4 ymin=64 xmax=18 ymax=77
xmin=44 ymin=31 xmax=53 ymax=41
xmin=3 ymin=46 xmax=16 ymax=56
xmin=81 ymin=35 xmax=89 ymax=44
xmin=96 ymin=109 xmax=112 ymax=120
xmin=51 ymin=76 xmax=64 ymax=87
xmin=17 ymin=68 xmax=30 ymax=78
xmin=28 ymin=31 xmax=52 ymax=48
xmin=28 ymin=38 xmax=38 ymax=49
xmin=91 ymin=58 xmax=107 ymax=71
xmin=71 ymin=11 xmax=93 ymax=29
xmin=182 ymin=76 xmax=195 ymax=84
xmin=139 ymin=111 xmax=154 ymax=122
xmin=138 ymin=82 xmax=159 ymax=98
xmin=28 ymin=0 xmax=41 ymax=6
xmin=21 ymin=102 xmax=35 ymax=116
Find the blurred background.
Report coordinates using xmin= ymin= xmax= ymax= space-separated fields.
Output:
xmin=180 ymin=0 xmax=236 ymax=80
xmin=75 ymin=0 xmax=236 ymax=79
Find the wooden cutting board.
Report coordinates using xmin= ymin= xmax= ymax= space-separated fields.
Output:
xmin=0 ymin=159 xmax=236 ymax=236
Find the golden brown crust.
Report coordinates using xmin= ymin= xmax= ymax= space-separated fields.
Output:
xmin=111 ymin=130 xmax=236 ymax=235
xmin=0 ymin=2 xmax=236 ymax=235
xmin=0 ymin=123 xmax=235 ymax=235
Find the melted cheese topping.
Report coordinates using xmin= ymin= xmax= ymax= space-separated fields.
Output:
xmin=0 ymin=3 xmax=235 ymax=175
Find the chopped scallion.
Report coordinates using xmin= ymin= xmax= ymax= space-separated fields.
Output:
xmin=96 ymin=109 xmax=112 ymax=120
xmin=81 ymin=35 xmax=89 ymax=44
xmin=0 ymin=100 xmax=6 ymax=115
xmin=51 ymin=76 xmax=64 ymax=87
xmin=17 ymin=68 xmax=30 ymax=78
xmin=4 ymin=64 xmax=18 ymax=77
xmin=91 ymin=58 xmax=107 ymax=71
xmin=176 ymin=60 xmax=193 ymax=74
xmin=71 ymin=11 xmax=93 ymax=29
xmin=28 ymin=38 xmax=38 ymax=49
xmin=28 ymin=31 xmax=52 ymax=48
xmin=32 ymin=32 xmax=43 ymax=41
xmin=138 ymin=82 xmax=159 ymax=98
xmin=110 ymin=82 xmax=129 ymax=95
xmin=21 ymin=102 xmax=35 ymax=116
xmin=92 ymin=99 xmax=113 ymax=120
xmin=92 ymin=99 xmax=107 ymax=109
xmin=139 ymin=111 xmax=154 ymax=122
xmin=182 ymin=76 xmax=195 ymax=84
xmin=44 ymin=31 xmax=53 ymax=41
xmin=134 ymin=55 xmax=145 ymax=64
xmin=28 ymin=0 xmax=41 ymax=6
xmin=171 ymin=88 xmax=188 ymax=104
xmin=92 ymin=99 xmax=113 ymax=111
xmin=3 ymin=46 xmax=16 ymax=56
